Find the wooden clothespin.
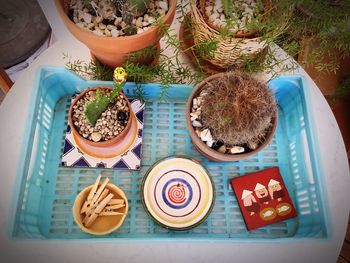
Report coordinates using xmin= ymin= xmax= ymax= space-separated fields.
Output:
xmin=108 ymin=199 xmax=125 ymax=205
xmin=81 ymin=174 xmax=101 ymax=214
xmin=83 ymin=193 xmax=114 ymax=227
xmin=83 ymin=188 xmax=110 ymax=223
xmin=83 ymin=177 xmax=110 ymax=215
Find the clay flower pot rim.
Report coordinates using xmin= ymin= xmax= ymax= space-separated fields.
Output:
xmin=68 ymin=86 xmax=132 ymax=148
xmin=186 ymin=72 xmax=278 ymax=162
xmin=73 ymin=183 xmax=128 ymax=235
xmin=54 ymin=0 xmax=177 ymax=41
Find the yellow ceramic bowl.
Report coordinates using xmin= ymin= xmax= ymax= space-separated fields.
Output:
xmin=73 ymin=183 xmax=128 ymax=235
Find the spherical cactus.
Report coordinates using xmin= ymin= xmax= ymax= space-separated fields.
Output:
xmin=200 ymin=71 xmax=277 ymax=146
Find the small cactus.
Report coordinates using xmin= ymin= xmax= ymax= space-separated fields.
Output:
xmin=200 ymin=71 xmax=276 ymax=146
xmin=84 ymin=67 xmax=128 ymax=125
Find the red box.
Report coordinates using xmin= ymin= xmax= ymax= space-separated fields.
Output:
xmin=230 ymin=167 xmax=297 ymax=230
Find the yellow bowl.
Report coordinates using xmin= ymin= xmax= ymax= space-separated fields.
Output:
xmin=73 ymin=183 xmax=128 ymax=235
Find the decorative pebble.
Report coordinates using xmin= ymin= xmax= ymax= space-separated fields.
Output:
xmin=200 ymin=128 xmax=213 ymax=142
xmin=83 ymin=12 xmax=92 ymax=24
xmin=206 ymin=140 xmax=214 ymax=147
xmin=158 ymin=1 xmax=168 ymax=11
xmin=229 ymin=146 xmax=245 ymax=154
xmin=192 ymin=120 xmax=202 ymax=128
xmin=91 ymin=132 xmax=102 ymax=142
xmin=205 ymin=0 xmax=259 ymax=33
xmin=117 ymin=111 xmax=127 ymax=122
xmin=111 ymin=29 xmax=119 ymax=37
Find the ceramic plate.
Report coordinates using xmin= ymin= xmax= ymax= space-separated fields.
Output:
xmin=141 ymin=156 xmax=215 ymax=230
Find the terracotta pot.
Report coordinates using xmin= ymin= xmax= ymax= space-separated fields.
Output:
xmin=68 ymin=86 xmax=132 ymax=148
xmin=54 ymin=0 xmax=177 ymax=67
xmin=199 ymin=0 xmax=271 ymax=38
xmin=73 ymin=183 xmax=128 ymax=235
xmin=186 ymin=73 xmax=278 ymax=162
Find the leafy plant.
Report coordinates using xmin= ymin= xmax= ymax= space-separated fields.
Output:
xmin=285 ymin=0 xmax=350 ymax=74
xmin=64 ymin=0 xmax=300 ymax=99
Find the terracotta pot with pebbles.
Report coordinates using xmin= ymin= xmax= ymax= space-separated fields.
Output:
xmin=69 ymin=86 xmax=131 ymax=147
xmin=186 ymin=71 xmax=277 ymax=162
xmin=68 ymin=67 xmax=132 ymax=148
xmin=55 ymin=0 xmax=176 ymax=67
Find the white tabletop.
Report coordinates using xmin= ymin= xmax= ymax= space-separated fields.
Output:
xmin=1 ymin=7 xmax=350 ymax=263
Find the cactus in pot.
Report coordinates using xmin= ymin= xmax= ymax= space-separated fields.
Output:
xmin=84 ymin=67 xmax=128 ymax=125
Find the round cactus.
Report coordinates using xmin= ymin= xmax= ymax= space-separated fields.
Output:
xmin=200 ymin=71 xmax=277 ymax=146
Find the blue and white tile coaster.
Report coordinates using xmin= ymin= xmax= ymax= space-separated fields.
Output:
xmin=61 ymin=98 xmax=145 ymax=170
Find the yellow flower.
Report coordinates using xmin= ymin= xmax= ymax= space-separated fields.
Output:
xmin=113 ymin=67 xmax=127 ymax=84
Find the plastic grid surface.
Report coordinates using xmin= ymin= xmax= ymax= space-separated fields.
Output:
xmin=13 ymin=67 xmax=327 ymax=239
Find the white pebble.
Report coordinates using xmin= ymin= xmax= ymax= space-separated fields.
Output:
xmin=77 ymin=10 xmax=84 ymax=20
xmin=104 ymin=28 xmax=111 ymax=36
xmin=148 ymin=16 xmax=155 ymax=24
xmin=158 ymin=1 xmax=168 ymax=11
xmin=107 ymin=24 xmax=116 ymax=30
xmin=136 ymin=17 xmax=143 ymax=28
xmin=99 ymin=23 xmax=106 ymax=30
xmin=91 ymin=132 xmax=102 ymax=142
xmin=229 ymin=146 xmax=245 ymax=154
xmin=192 ymin=120 xmax=202 ymax=128
xmin=137 ymin=28 xmax=144 ymax=34
xmin=190 ymin=111 xmax=200 ymax=119
xmin=157 ymin=9 xmax=166 ymax=16
xmin=205 ymin=5 xmax=213 ymax=13
xmin=111 ymin=29 xmax=119 ymax=37
xmin=76 ymin=22 xmax=85 ymax=28
xmin=209 ymin=13 xmax=219 ymax=21
xmin=93 ymin=28 xmax=103 ymax=36
xmin=200 ymin=128 xmax=213 ymax=142
xmin=143 ymin=21 xmax=150 ymax=27
xmin=82 ymin=12 xmax=91 ymax=23
xmin=206 ymin=140 xmax=214 ymax=147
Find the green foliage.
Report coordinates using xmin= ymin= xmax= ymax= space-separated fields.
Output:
xmin=286 ymin=0 xmax=350 ymax=73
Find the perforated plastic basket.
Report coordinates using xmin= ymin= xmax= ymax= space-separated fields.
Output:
xmin=12 ymin=67 xmax=329 ymax=239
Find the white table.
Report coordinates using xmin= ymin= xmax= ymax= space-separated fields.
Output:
xmin=1 ymin=14 xmax=350 ymax=263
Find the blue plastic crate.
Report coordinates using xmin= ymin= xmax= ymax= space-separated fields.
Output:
xmin=12 ymin=66 xmax=329 ymax=239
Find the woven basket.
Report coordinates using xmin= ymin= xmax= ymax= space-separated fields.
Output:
xmin=189 ymin=0 xmax=289 ymax=69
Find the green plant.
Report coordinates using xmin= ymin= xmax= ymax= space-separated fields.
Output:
xmin=286 ymin=0 xmax=350 ymax=74
xmin=84 ymin=67 xmax=127 ymax=125
xmin=64 ymin=0 xmax=299 ymax=99
xmin=200 ymin=71 xmax=276 ymax=145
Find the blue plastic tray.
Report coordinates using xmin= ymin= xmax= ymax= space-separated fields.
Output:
xmin=12 ymin=67 xmax=329 ymax=239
